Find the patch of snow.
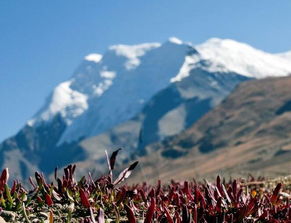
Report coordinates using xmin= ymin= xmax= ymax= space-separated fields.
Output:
xmin=26 ymin=120 xmax=34 ymax=127
xmin=93 ymin=79 xmax=114 ymax=96
xmin=109 ymin=43 xmax=161 ymax=70
xmin=195 ymin=38 xmax=291 ymax=78
xmin=92 ymin=68 xmax=117 ymax=96
xmin=85 ymin=54 xmax=103 ymax=63
xmin=28 ymin=81 xmax=88 ymax=125
xmin=100 ymin=70 xmax=116 ymax=79
xmin=171 ymin=54 xmax=200 ymax=82
xmin=168 ymin=37 xmax=183 ymax=45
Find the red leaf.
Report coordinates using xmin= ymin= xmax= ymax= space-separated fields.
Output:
xmin=45 ymin=194 xmax=53 ymax=206
xmin=164 ymin=207 xmax=174 ymax=223
xmin=0 ymin=168 xmax=9 ymax=191
xmin=183 ymin=181 xmax=193 ymax=200
xmin=10 ymin=180 xmax=17 ymax=194
xmin=116 ymin=188 xmax=127 ymax=205
xmin=222 ymin=184 xmax=231 ymax=204
xmin=246 ymin=198 xmax=257 ymax=216
xmin=80 ymin=188 xmax=90 ymax=208
xmin=148 ymin=188 xmax=155 ymax=198
xmin=232 ymin=180 xmax=237 ymax=198
xmin=192 ymin=204 xmax=197 ymax=223
xmin=0 ymin=168 xmax=9 ymax=184
xmin=144 ymin=197 xmax=155 ymax=223
xmin=125 ymin=204 xmax=136 ymax=223
xmin=139 ymin=189 xmax=147 ymax=203
xmin=216 ymin=176 xmax=223 ymax=194
xmin=271 ymin=183 xmax=282 ymax=205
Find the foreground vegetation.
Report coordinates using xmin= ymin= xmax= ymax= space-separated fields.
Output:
xmin=0 ymin=150 xmax=291 ymax=222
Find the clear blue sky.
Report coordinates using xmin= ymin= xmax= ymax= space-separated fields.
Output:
xmin=1 ymin=0 xmax=291 ymax=142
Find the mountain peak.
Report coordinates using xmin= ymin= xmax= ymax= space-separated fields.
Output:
xmin=168 ymin=37 xmax=183 ymax=45
xmin=108 ymin=42 xmax=161 ymax=70
xmin=195 ymin=38 xmax=291 ymax=78
xmin=201 ymin=37 xmax=245 ymax=46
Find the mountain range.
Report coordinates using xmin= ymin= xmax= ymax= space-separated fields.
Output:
xmin=1 ymin=37 xmax=291 ymax=181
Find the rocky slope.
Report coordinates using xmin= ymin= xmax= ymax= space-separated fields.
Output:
xmin=130 ymin=75 xmax=291 ymax=183
xmin=77 ymin=69 xmax=249 ymax=177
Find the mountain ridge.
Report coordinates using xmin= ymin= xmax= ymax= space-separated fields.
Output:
xmin=27 ymin=37 xmax=291 ymax=144
xmin=129 ymin=75 xmax=291 ymax=183
xmin=1 ymin=37 xmax=291 ymax=180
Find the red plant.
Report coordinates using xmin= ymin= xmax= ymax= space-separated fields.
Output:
xmin=0 ymin=149 xmax=289 ymax=222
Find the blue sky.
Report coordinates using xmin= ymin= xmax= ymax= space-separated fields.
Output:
xmin=1 ymin=0 xmax=291 ymax=141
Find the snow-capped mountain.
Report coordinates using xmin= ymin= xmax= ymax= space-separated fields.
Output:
xmin=29 ymin=38 xmax=194 ymax=145
xmin=28 ymin=38 xmax=291 ymax=144
xmin=172 ymin=38 xmax=291 ymax=81
xmin=1 ymin=37 xmax=291 ymax=180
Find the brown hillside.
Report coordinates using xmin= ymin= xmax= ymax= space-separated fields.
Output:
xmin=130 ymin=75 xmax=291 ymax=183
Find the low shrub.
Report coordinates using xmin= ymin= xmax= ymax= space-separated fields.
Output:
xmin=0 ymin=149 xmax=290 ymax=222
